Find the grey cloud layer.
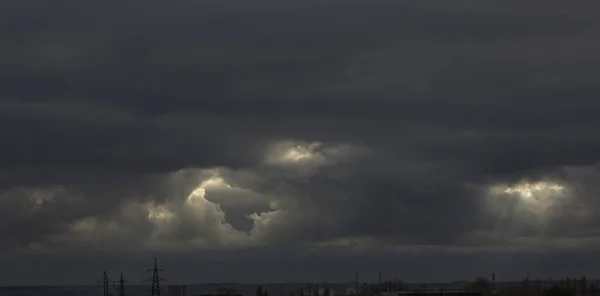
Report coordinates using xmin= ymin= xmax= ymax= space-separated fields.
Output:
xmin=2 ymin=0 xmax=600 ymax=275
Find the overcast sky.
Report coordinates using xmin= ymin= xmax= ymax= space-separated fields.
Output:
xmin=2 ymin=0 xmax=600 ymax=286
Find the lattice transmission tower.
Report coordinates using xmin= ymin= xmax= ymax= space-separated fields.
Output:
xmin=146 ymin=257 xmax=166 ymax=296
xmin=118 ymin=272 xmax=128 ymax=296
xmin=97 ymin=271 xmax=116 ymax=296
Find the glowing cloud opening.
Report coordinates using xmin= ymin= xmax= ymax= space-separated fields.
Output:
xmin=199 ymin=176 xmax=232 ymax=189
xmin=281 ymin=143 xmax=322 ymax=162
xmin=264 ymin=141 xmax=324 ymax=165
xmin=486 ymin=180 xmax=570 ymax=218
xmin=502 ymin=181 xmax=565 ymax=200
xmin=186 ymin=175 xmax=232 ymax=206
xmin=147 ymin=203 xmax=175 ymax=225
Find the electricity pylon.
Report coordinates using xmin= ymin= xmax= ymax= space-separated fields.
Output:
xmin=118 ymin=272 xmax=127 ymax=296
xmin=97 ymin=271 xmax=116 ymax=296
xmin=146 ymin=258 xmax=166 ymax=296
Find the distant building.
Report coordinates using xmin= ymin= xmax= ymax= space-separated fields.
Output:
xmin=379 ymin=292 xmax=481 ymax=296
xmin=169 ymin=285 xmax=188 ymax=296
xmin=200 ymin=287 xmax=243 ymax=296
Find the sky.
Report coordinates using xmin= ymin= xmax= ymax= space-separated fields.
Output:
xmin=2 ymin=0 xmax=600 ymax=286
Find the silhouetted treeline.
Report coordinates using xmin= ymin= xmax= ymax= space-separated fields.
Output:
xmin=466 ymin=276 xmax=596 ymax=296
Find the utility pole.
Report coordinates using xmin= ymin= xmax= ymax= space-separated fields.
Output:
xmin=118 ymin=272 xmax=127 ymax=296
xmin=146 ymin=258 xmax=166 ymax=296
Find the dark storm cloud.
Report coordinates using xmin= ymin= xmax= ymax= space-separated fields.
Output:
xmin=3 ymin=0 xmax=600 ymax=177
xmin=2 ymin=0 xmax=600 ymax=283
xmin=238 ymin=155 xmax=482 ymax=247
